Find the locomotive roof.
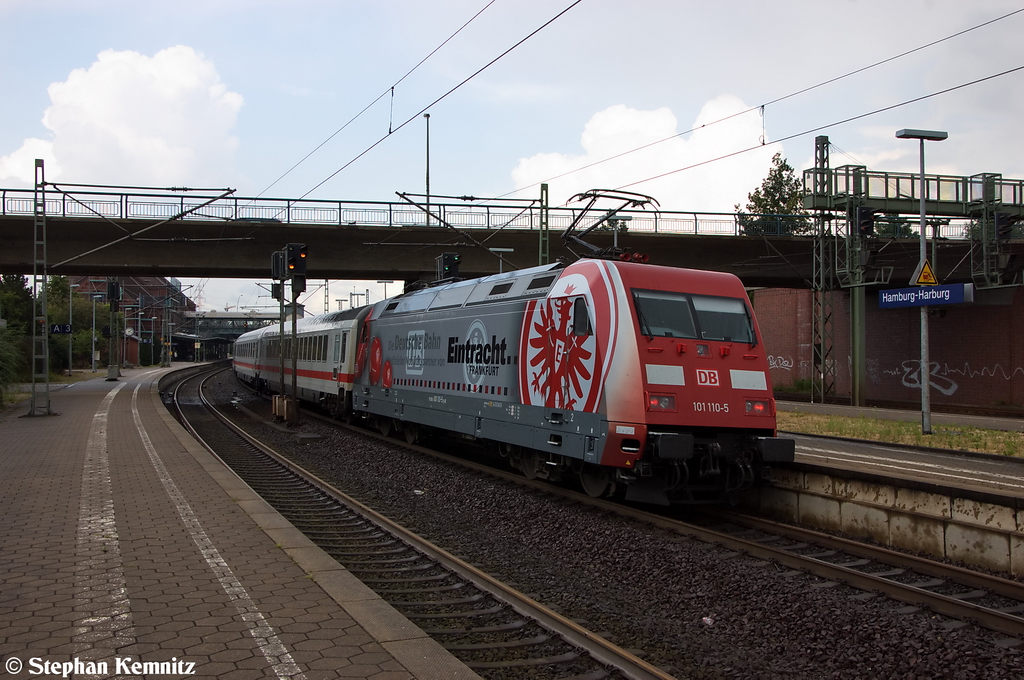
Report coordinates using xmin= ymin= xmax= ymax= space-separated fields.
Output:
xmin=376 ymin=262 xmax=564 ymax=318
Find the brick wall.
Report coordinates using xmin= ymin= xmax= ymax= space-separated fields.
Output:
xmin=752 ymin=286 xmax=1024 ymax=408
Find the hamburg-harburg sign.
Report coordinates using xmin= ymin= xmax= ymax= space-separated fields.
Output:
xmin=878 ymin=283 xmax=974 ymax=309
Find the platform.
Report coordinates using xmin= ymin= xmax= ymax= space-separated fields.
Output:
xmin=0 ymin=365 xmax=479 ymax=679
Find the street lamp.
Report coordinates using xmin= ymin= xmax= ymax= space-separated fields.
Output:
xmin=488 ymin=248 xmax=514 ymax=273
xmin=68 ymin=283 xmax=79 ymax=376
xmin=896 ymin=128 xmax=948 ymax=435
xmin=91 ymin=294 xmax=102 ymax=372
xmin=423 ymin=112 xmax=431 ymax=225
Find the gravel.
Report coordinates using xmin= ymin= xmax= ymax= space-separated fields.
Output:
xmin=208 ymin=373 xmax=1024 ymax=679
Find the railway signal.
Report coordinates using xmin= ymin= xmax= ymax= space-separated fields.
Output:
xmin=286 ymin=243 xmax=307 ymax=275
xmin=438 ymin=252 xmax=460 ymax=279
xmin=855 ymin=206 xmax=877 ymax=237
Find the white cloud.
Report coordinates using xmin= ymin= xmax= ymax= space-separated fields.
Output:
xmin=0 ymin=45 xmax=242 ymax=187
xmin=511 ymin=96 xmax=779 ymax=213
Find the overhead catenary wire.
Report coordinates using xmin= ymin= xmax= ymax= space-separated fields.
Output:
xmin=294 ymin=0 xmax=585 ymax=203
xmin=254 ymin=0 xmax=499 ymax=200
xmin=616 ymin=63 xmax=1024 ymax=191
xmin=501 ymin=6 xmax=1024 ymax=199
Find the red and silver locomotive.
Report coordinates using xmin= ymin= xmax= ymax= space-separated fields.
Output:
xmin=234 ymin=192 xmax=794 ymax=504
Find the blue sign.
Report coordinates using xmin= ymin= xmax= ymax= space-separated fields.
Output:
xmin=879 ymin=283 xmax=974 ymax=309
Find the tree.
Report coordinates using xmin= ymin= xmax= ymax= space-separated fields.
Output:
xmin=736 ymin=153 xmax=812 ymax=235
xmin=0 ymin=274 xmax=32 ymax=332
xmin=0 ymin=327 xmax=24 ymax=404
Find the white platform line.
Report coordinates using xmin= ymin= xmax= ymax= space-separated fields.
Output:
xmin=76 ymin=381 xmax=138 ymax=673
xmin=130 ymin=384 xmax=307 ymax=680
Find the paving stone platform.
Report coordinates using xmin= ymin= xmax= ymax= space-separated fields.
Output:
xmin=0 ymin=365 xmax=479 ymax=680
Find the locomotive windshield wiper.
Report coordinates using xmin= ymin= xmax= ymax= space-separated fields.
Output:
xmin=632 ymin=292 xmax=654 ymax=340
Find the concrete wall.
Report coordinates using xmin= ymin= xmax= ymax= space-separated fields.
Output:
xmin=750 ymin=468 xmax=1024 ymax=575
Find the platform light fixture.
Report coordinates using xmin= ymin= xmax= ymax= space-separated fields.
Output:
xmin=895 ymin=128 xmax=947 ymax=435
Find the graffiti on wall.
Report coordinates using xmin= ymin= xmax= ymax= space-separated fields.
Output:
xmin=768 ymin=355 xmax=794 ymax=370
xmin=889 ymin=360 xmax=1024 ymax=396
xmin=897 ymin=360 xmax=959 ymax=396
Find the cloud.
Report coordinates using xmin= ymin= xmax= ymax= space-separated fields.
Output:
xmin=0 ymin=46 xmax=243 ymax=187
xmin=511 ymin=96 xmax=780 ymax=213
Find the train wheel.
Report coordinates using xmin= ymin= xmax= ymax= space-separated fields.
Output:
xmin=579 ymin=463 xmax=611 ymax=498
xmin=378 ymin=417 xmax=393 ymax=437
xmin=519 ymin=449 xmax=541 ymax=480
xmin=403 ymin=423 xmax=419 ymax=444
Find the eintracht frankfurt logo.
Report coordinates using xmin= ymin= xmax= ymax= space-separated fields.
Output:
xmin=519 ymin=261 xmax=618 ymax=412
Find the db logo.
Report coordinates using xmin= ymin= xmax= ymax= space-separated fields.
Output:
xmin=696 ymin=369 xmax=720 ymax=386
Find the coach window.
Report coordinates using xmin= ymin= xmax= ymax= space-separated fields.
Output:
xmin=572 ymin=297 xmax=591 ymax=336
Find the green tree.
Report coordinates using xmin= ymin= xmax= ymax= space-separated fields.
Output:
xmin=0 ymin=326 xmax=24 ymax=404
xmin=0 ymin=274 xmax=32 ymax=332
xmin=736 ymin=153 xmax=812 ymax=235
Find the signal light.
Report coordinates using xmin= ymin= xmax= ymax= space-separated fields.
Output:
xmin=286 ymin=243 xmax=307 ymax=275
xmin=438 ymin=252 xmax=461 ymax=279
xmin=855 ymin=206 xmax=877 ymax=237
xmin=271 ymin=250 xmax=287 ymax=281
xmin=995 ymin=212 xmax=1021 ymax=240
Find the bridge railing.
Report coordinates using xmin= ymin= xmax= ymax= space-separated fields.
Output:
xmin=1 ymin=185 xmax=987 ymax=240
xmin=0 ymin=187 xmax=824 ymax=237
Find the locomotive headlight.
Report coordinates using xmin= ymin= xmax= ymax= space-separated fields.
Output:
xmin=745 ymin=399 xmax=772 ymax=416
xmin=646 ymin=393 xmax=676 ymax=412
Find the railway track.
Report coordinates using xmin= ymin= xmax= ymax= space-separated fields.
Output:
xmin=220 ymin=374 xmax=1024 ymax=645
xmin=167 ymin=366 xmax=671 ymax=680
xmin=694 ymin=511 xmax=1024 ymax=640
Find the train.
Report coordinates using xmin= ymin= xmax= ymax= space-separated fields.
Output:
xmin=233 ymin=257 xmax=794 ymax=505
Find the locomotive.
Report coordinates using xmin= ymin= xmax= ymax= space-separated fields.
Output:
xmin=233 ymin=256 xmax=794 ymax=505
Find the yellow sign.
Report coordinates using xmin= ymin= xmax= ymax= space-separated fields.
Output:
xmin=914 ymin=259 xmax=938 ymax=286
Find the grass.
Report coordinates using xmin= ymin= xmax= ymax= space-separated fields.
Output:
xmin=777 ymin=411 xmax=1024 ymax=458
xmin=0 ymin=370 xmax=104 ymax=413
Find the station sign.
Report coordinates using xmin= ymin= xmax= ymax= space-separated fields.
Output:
xmin=878 ymin=283 xmax=974 ymax=309
xmin=50 ymin=324 xmax=72 ymax=334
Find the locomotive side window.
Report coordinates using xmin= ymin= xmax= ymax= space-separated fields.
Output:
xmin=527 ymin=274 xmax=556 ymax=291
xmin=691 ymin=295 xmax=754 ymax=343
xmin=572 ymin=297 xmax=591 ymax=336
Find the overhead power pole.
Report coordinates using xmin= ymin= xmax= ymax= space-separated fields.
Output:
xmin=28 ymin=159 xmax=54 ymax=416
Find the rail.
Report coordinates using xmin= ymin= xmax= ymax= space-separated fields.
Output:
xmin=2 ymin=186 xmax=816 ymax=237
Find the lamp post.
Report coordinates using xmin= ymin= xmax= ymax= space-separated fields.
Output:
xmin=148 ymin=316 xmax=158 ymax=365
xmin=91 ymin=294 xmax=102 ymax=372
xmin=896 ymin=128 xmax=948 ymax=435
xmin=488 ymin=248 xmax=514 ymax=273
xmin=68 ymin=283 xmax=79 ymax=376
xmin=423 ymin=113 xmax=430 ymax=225
xmin=122 ymin=303 xmax=137 ymax=368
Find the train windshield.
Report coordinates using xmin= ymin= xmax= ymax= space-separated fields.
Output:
xmin=632 ymin=290 xmax=756 ymax=344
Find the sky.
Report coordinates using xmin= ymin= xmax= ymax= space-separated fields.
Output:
xmin=2 ymin=0 xmax=1024 ymax=313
